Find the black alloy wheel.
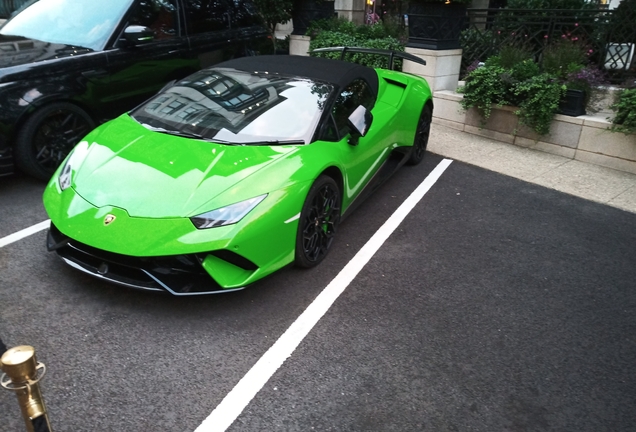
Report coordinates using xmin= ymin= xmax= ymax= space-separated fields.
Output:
xmin=407 ymin=103 xmax=432 ymax=166
xmin=15 ymin=102 xmax=95 ymax=180
xmin=295 ymin=175 xmax=341 ymax=268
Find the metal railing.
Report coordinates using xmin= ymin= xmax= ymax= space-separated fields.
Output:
xmin=461 ymin=8 xmax=636 ymax=84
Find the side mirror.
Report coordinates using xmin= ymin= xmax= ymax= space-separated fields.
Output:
xmin=122 ymin=25 xmax=155 ymax=46
xmin=347 ymin=105 xmax=373 ymax=146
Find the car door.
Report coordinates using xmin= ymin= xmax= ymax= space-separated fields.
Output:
xmin=101 ymin=0 xmax=195 ymax=119
xmin=182 ymin=0 xmax=244 ymax=69
xmin=330 ymin=78 xmax=391 ymax=207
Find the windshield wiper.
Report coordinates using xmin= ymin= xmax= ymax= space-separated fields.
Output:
xmin=241 ymin=139 xmax=305 ymax=145
xmin=139 ymin=123 xmax=232 ymax=144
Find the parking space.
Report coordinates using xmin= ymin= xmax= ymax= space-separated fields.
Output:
xmin=1 ymin=153 xmax=635 ymax=431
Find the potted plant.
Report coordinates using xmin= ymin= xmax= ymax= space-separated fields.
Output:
xmin=406 ymin=0 xmax=472 ymax=50
xmin=559 ymin=66 xmax=608 ymax=116
xmin=541 ymin=39 xmax=607 ymax=116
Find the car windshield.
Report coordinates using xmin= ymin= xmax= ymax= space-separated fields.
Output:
xmin=0 ymin=0 xmax=133 ymax=51
xmin=130 ymin=68 xmax=334 ymax=145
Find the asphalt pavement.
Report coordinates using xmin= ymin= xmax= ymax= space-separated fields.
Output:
xmin=429 ymin=122 xmax=636 ymax=214
xmin=1 ymin=124 xmax=635 ymax=431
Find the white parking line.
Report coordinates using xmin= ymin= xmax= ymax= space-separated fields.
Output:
xmin=0 ymin=220 xmax=51 ymax=248
xmin=195 ymin=158 xmax=453 ymax=432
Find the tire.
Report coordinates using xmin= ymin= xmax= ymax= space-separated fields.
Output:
xmin=407 ymin=104 xmax=432 ymax=166
xmin=14 ymin=102 xmax=95 ymax=180
xmin=295 ymin=175 xmax=341 ymax=268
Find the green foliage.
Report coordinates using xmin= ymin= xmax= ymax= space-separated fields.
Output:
xmin=460 ymin=65 xmax=510 ymax=120
xmin=511 ymin=59 xmax=541 ymax=82
xmin=610 ymin=88 xmax=636 ymax=135
xmin=253 ymin=0 xmax=293 ymax=48
xmin=513 ymin=74 xmax=566 ymax=135
xmin=538 ymin=40 xmax=607 ymax=109
xmin=506 ymin=0 xmax=595 ymax=8
xmin=276 ymin=34 xmax=290 ymax=54
xmin=380 ymin=14 xmax=408 ymax=42
xmin=409 ymin=0 xmax=472 ymax=3
xmin=310 ymin=30 xmax=405 ymax=69
xmin=307 ymin=16 xmax=405 ymax=40
xmin=307 ymin=17 xmax=406 ymax=69
xmin=461 ymin=48 xmax=566 ymax=135
xmin=310 ymin=30 xmax=358 ymax=53
xmin=485 ymin=47 xmax=539 ymax=93
xmin=460 ymin=28 xmax=499 ymax=76
xmin=542 ymin=40 xmax=587 ymax=79
xmin=307 ymin=17 xmax=357 ymax=38
xmin=487 ymin=45 xmax=533 ymax=69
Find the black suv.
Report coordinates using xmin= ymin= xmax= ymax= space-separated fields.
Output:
xmin=0 ymin=0 xmax=271 ymax=179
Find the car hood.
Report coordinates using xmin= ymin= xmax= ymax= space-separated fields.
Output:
xmin=72 ymin=115 xmax=300 ymax=218
xmin=0 ymin=35 xmax=92 ymax=81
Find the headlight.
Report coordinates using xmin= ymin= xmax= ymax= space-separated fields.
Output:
xmin=59 ymin=159 xmax=72 ymax=191
xmin=57 ymin=141 xmax=89 ymax=191
xmin=190 ymin=194 xmax=267 ymax=229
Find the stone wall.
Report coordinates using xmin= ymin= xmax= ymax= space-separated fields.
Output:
xmin=433 ymin=90 xmax=636 ymax=175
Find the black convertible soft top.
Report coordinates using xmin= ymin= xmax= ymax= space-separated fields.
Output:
xmin=216 ymin=55 xmax=379 ymax=96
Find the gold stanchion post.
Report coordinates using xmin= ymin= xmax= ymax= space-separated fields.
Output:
xmin=1 ymin=345 xmax=53 ymax=432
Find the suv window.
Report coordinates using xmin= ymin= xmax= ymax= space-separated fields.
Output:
xmin=184 ymin=0 xmax=232 ymax=33
xmin=129 ymin=0 xmax=178 ymax=39
xmin=230 ymin=0 xmax=262 ymax=27
xmin=332 ymin=79 xmax=375 ymax=138
xmin=0 ymin=0 xmax=132 ymax=51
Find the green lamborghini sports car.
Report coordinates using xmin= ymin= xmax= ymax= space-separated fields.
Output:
xmin=43 ymin=51 xmax=433 ymax=295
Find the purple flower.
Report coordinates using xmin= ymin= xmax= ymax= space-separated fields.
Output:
xmin=565 ymin=66 xmax=608 ymax=89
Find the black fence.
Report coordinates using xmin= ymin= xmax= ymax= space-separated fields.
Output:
xmin=461 ymin=8 xmax=636 ymax=84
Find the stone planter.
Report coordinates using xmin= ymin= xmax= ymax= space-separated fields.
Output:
xmin=406 ymin=2 xmax=467 ymax=50
xmin=431 ymin=89 xmax=636 ymax=175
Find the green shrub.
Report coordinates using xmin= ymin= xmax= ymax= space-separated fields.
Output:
xmin=461 ymin=65 xmax=510 ymax=120
xmin=511 ymin=59 xmax=541 ymax=82
xmin=309 ymin=31 xmax=358 ymax=54
xmin=513 ymin=74 xmax=566 ymax=135
xmin=460 ymin=28 xmax=499 ymax=76
xmin=461 ymin=57 xmax=565 ymax=135
xmin=307 ymin=16 xmax=405 ymax=40
xmin=542 ymin=40 xmax=587 ymax=79
xmin=310 ymin=30 xmax=405 ymax=69
xmin=506 ymin=0 xmax=593 ymax=8
xmin=308 ymin=17 xmax=406 ymax=70
xmin=488 ymin=45 xmax=534 ymax=69
xmin=610 ymin=88 xmax=636 ymax=135
xmin=306 ymin=17 xmax=357 ymax=38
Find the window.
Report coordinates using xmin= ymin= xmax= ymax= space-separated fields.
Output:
xmin=230 ymin=0 xmax=263 ymax=27
xmin=129 ymin=0 xmax=178 ymax=39
xmin=184 ymin=0 xmax=232 ymax=34
xmin=0 ymin=0 xmax=132 ymax=51
xmin=332 ymin=79 xmax=375 ymax=138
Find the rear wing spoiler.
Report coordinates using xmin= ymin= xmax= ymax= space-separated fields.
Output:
xmin=310 ymin=47 xmax=426 ymax=71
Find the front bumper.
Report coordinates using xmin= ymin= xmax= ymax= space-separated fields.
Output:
xmin=43 ymin=181 xmax=303 ymax=294
xmin=47 ymin=223 xmax=246 ymax=295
